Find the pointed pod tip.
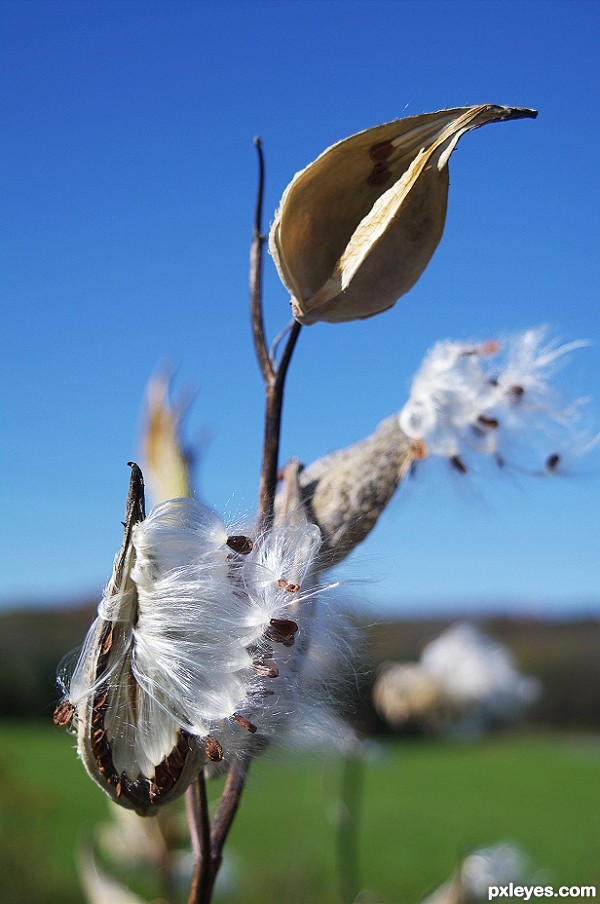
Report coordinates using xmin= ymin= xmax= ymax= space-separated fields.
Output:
xmin=124 ymin=462 xmax=146 ymax=523
xmin=501 ymin=105 xmax=538 ymax=121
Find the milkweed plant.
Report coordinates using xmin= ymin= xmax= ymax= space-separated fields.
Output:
xmin=53 ymin=105 xmax=593 ymax=904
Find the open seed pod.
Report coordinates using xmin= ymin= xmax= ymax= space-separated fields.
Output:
xmin=55 ymin=465 xmax=339 ymax=815
xmin=269 ymin=105 xmax=537 ymax=324
xmin=54 ymin=465 xmax=206 ymax=816
xmin=276 ymin=415 xmax=425 ymax=569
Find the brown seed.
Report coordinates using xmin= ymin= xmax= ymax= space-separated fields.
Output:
xmin=204 ymin=734 xmax=224 ymax=762
xmin=53 ymin=701 xmax=75 ymax=727
xmin=226 ymin=535 xmax=254 ymax=555
xmin=508 ymin=384 xmax=525 ymax=399
xmin=253 ymin=661 xmax=280 ymax=679
xmin=177 ymin=730 xmax=191 ymax=755
xmin=96 ymin=753 xmax=111 ymax=776
xmin=479 ymin=340 xmax=500 ymax=356
xmin=168 ymin=746 xmax=185 ymax=770
xmin=276 ymin=578 xmax=300 ymax=593
xmin=450 ymin=455 xmax=467 ymax=474
xmin=91 ymin=727 xmax=106 ymax=748
xmin=267 ymin=618 xmax=299 ymax=646
xmin=101 ymin=627 xmax=114 ymax=656
xmin=153 ymin=762 xmax=174 ymax=791
xmin=477 ymin=415 xmax=499 ymax=428
xmin=94 ymin=688 xmax=109 ymax=711
xmin=546 ymin=453 xmax=561 ymax=472
xmin=410 ymin=439 xmax=429 ymax=461
xmin=233 ymin=713 xmax=257 ymax=733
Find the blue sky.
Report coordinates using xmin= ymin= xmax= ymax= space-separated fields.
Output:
xmin=1 ymin=0 xmax=599 ymax=616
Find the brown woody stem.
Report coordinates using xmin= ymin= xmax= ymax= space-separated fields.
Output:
xmin=258 ymin=321 xmax=301 ymax=527
xmin=186 ymin=136 xmax=301 ymax=904
xmin=186 ymin=771 xmax=212 ymax=904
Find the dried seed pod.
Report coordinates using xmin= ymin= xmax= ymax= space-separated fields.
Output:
xmin=141 ymin=371 xmax=193 ymax=504
xmin=66 ymin=465 xmax=206 ymax=816
xmin=270 ymin=105 xmax=537 ymax=324
xmin=277 ymin=416 xmax=419 ymax=569
xmin=57 ymin=464 xmax=350 ymax=812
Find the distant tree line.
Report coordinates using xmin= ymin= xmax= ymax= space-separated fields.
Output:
xmin=1 ymin=604 xmax=598 ymax=729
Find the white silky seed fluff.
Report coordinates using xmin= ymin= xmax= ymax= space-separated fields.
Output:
xmin=67 ymin=496 xmax=344 ymax=784
xmin=399 ymin=326 xmax=588 ymax=469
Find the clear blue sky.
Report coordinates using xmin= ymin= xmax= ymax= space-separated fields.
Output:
xmin=1 ymin=0 xmax=599 ymax=617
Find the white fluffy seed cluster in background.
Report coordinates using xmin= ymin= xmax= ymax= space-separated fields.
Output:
xmin=373 ymin=623 xmax=540 ymax=735
xmin=66 ymin=497 xmax=348 ymax=804
xmin=423 ymin=841 xmax=528 ymax=904
xmin=399 ymin=327 xmax=589 ymax=472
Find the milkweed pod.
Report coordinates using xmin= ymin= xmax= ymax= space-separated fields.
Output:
xmin=60 ymin=464 xmax=207 ymax=816
xmin=269 ymin=105 xmax=537 ymax=324
xmin=57 ymin=465 xmax=348 ymax=814
xmin=141 ymin=369 xmax=193 ymax=505
xmin=276 ymin=415 xmax=420 ymax=569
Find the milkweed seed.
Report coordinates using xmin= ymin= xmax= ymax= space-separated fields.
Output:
xmin=53 ymin=701 xmax=75 ymax=727
xmin=253 ymin=661 xmax=280 ymax=678
xmin=477 ymin=415 xmax=499 ymax=428
xmin=276 ymin=578 xmax=300 ymax=593
xmin=204 ymin=734 xmax=224 ymax=762
xmin=266 ymin=618 xmax=299 ymax=646
xmin=233 ymin=713 xmax=258 ymax=733
xmin=450 ymin=455 xmax=467 ymax=474
xmin=226 ymin=535 xmax=254 ymax=555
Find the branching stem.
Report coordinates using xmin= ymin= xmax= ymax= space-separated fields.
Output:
xmin=185 ymin=135 xmax=302 ymax=904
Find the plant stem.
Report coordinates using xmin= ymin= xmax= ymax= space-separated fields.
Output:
xmin=249 ymin=137 xmax=273 ymax=386
xmin=185 ymin=135 xmax=302 ymax=904
xmin=186 ymin=772 xmax=212 ymax=904
xmin=258 ymin=320 xmax=301 ymax=527
xmin=336 ymin=752 xmax=364 ymax=904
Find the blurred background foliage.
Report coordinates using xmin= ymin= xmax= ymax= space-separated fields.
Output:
xmin=0 ymin=605 xmax=598 ymax=903
xmin=1 ymin=604 xmax=598 ymax=729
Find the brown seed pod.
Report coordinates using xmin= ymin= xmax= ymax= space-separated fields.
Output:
xmin=276 ymin=415 xmax=420 ymax=569
xmin=270 ymin=105 xmax=537 ymax=324
xmin=68 ymin=465 xmax=206 ymax=817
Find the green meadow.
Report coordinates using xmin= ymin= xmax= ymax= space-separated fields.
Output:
xmin=1 ymin=722 xmax=598 ymax=904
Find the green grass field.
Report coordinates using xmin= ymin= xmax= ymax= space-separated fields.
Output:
xmin=1 ymin=722 xmax=598 ymax=904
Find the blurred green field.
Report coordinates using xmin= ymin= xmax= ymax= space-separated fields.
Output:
xmin=1 ymin=722 xmax=598 ymax=904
